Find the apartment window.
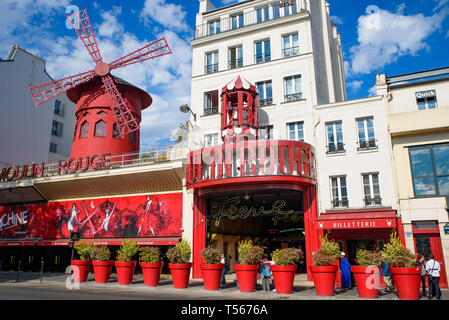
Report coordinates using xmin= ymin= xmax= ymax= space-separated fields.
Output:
xmin=79 ymin=121 xmax=89 ymax=138
xmin=205 ymin=51 xmax=218 ymax=74
xmin=54 ymin=100 xmax=64 ymax=116
xmin=272 ymin=3 xmax=280 ymax=18
xmin=94 ymin=120 xmax=106 ymax=137
xmin=112 ymin=123 xmax=123 ymax=139
xmin=229 ymin=45 xmax=243 ymax=69
xmin=287 ymin=121 xmax=304 ymax=141
xmin=409 ymin=143 xmax=449 ymax=197
xmin=204 ymin=90 xmax=219 ymax=116
xmin=282 ymin=33 xmax=299 ymax=57
xmin=416 ymin=90 xmax=437 ymax=110
xmin=282 ymin=0 xmax=298 ymax=16
xmin=284 ymin=75 xmax=302 ymax=102
xmin=331 ymin=176 xmax=348 ymax=208
xmin=259 ymin=125 xmax=273 ymax=140
xmin=256 ymin=80 xmax=273 ymax=106
xmin=52 ymin=120 xmax=63 ymax=137
xmin=204 ymin=133 xmax=219 ymax=147
xmin=256 ymin=6 xmax=270 ymax=23
xmin=231 ymin=13 xmax=244 ymax=29
xmin=208 ymin=19 xmax=220 ymax=35
xmin=326 ymin=121 xmax=345 ymax=153
xmin=362 ymin=173 xmax=381 ymax=206
xmin=49 ymin=142 xmax=57 ymax=153
xmin=356 ymin=117 xmax=377 ymax=150
xmin=255 ymin=39 xmax=271 ymax=64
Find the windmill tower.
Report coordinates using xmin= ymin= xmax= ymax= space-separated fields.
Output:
xmin=29 ymin=9 xmax=172 ymax=160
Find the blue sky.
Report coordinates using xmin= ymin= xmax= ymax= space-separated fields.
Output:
xmin=1 ymin=0 xmax=448 ymax=149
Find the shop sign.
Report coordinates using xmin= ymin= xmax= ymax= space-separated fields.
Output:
xmin=0 ymin=153 xmax=112 ymax=183
xmin=210 ymin=196 xmax=294 ymax=227
xmin=317 ymin=218 xmax=396 ymax=230
xmin=415 ymin=89 xmax=436 ymax=99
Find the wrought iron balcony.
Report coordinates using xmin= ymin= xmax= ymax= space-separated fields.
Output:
xmin=282 ymin=46 xmax=300 ymax=58
xmin=357 ymin=139 xmax=378 ymax=151
xmin=258 ymin=98 xmax=273 ymax=107
xmin=205 ymin=63 xmax=219 ymax=74
xmin=255 ymin=53 xmax=271 ymax=64
xmin=326 ymin=142 xmax=345 ymax=154
xmin=332 ymin=199 xmax=349 ymax=208
xmin=228 ymin=58 xmax=243 ymax=69
xmin=204 ymin=107 xmax=219 ymax=116
xmin=363 ymin=196 xmax=382 ymax=206
xmin=284 ymin=92 xmax=303 ymax=102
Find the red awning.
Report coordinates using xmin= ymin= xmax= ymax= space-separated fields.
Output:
xmin=75 ymin=237 xmax=181 ymax=246
xmin=0 ymin=240 xmax=39 ymax=246
xmin=316 ymin=210 xmax=397 ymax=230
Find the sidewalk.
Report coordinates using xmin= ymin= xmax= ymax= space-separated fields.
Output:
xmin=1 ymin=271 xmax=447 ymax=300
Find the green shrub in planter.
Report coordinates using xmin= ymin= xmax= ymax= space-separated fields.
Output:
xmin=312 ymin=235 xmax=340 ymax=266
xmin=237 ymin=240 xmax=264 ymax=265
xmin=272 ymin=247 xmax=304 ymax=266
xmin=381 ymin=232 xmax=415 ymax=267
xmin=356 ymin=249 xmax=383 ymax=267
xmin=91 ymin=245 xmax=111 ymax=261
xmin=116 ymin=240 xmax=140 ymax=262
xmin=139 ymin=247 xmax=161 ymax=263
xmin=73 ymin=241 xmax=94 ymax=260
xmin=166 ymin=239 xmax=191 ymax=263
xmin=201 ymin=246 xmax=221 ymax=264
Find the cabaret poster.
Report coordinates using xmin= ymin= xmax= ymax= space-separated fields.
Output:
xmin=0 ymin=193 xmax=182 ymax=239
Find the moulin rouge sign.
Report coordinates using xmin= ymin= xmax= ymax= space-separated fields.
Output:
xmin=0 ymin=154 xmax=112 ymax=183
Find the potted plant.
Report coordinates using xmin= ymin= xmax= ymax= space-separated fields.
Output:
xmin=381 ymin=232 xmax=420 ymax=300
xmin=72 ymin=241 xmax=93 ymax=283
xmin=114 ymin=240 xmax=140 ymax=285
xmin=310 ymin=235 xmax=341 ymax=296
xmin=351 ymin=249 xmax=383 ymax=298
xmin=200 ymin=246 xmax=223 ymax=291
xmin=166 ymin=239 xmax=192 ymax=289
xmin=139 ymin=246 xmax=163 ymax=287
xmin=234 ymin=240 xmax=264 ymax=293
xmin=270 ymin=247 xmax=304 ymax=294
xmin=91 ymin=245 xmax=113 ymax=283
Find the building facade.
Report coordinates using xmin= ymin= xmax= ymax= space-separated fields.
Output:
xmin=0 ymin=46 xmax=76 ymax=166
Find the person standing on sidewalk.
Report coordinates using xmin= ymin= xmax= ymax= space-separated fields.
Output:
xmin=426 ymin=254 xmax=441 ymax=300
xmin=381 ymin=260 xmax=394 ymax=293
xmin=416 ymin=254 xmax=427 ymax=298
xmin=220 ymin=254 xmax=230 ymax=289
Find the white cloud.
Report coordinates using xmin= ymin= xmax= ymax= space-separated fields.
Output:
xmin=98 ymin=6 xmax=124 ymax=38
xmin=330 ymin=15 xmax=343 ymax=25
xmin=346 ymin=8 xmax=448 ymax=75
xmin=140 ymin=0 xmax=189 ymax=32
xmin=368 ymin=85 xmax=377 ymax=97
xmin=347 ymin=80 xmax=364 ymax=92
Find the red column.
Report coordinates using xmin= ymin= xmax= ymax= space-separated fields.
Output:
xmin=192 ymin=192 xmax=206 ymax=279
xmin=396 ymin=216 xmax=406 ymax=246
xmin=303 ymin=185 xmax=323 ymax=281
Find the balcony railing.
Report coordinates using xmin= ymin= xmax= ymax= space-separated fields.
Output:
xmin=326 ymin=142 xmax=345 ymax=154
xmin=284 ymin=92 xmax=303 ymax=102
xmin=258 ymin=98 xmax=273 ymax=107
xmin=283 ymin=46 xmax=300 ymax=58
xmin=194 ymin=4 xmax=306 ymax=39
xmin=332 ymin=199 xmax=349 ymax=208
xmin=255 ymin=53 xmax=271 ymax=64
xmin=364 ymin=196 xmax=382 ymax=206
xmin=204 ymin=107 xmax=219 ymax=116
xmin=228 ymin=58 xmax=243 ymax=69
xmin=205 ymin=64 xmax=219 ymax=74
xmin=357 ymin=139 xmax=378 ymax=151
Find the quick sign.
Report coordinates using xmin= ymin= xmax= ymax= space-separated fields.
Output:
xmin=444 ymin=223 xmax=449 ymax=235
xmin=415 ymin=89 xmax=436 ymax=99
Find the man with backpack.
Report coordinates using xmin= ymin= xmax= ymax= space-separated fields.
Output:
xmin=426 ymin=254 xmax=441 ymax=300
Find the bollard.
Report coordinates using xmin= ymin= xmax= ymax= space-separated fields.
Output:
xmin=16 ymin=260 xmax=21 ymax=282
xmin=40 ymin=258 xmax=44 ymax=283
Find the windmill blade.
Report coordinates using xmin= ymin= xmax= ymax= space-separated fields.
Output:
xmin=109 ymin=37 xmax=172 ymax=71
xmin=67 ymin=9 xmax=103 ymax=64
xmin=102 ymin=74 xmax=140 ymax=136
xmin=29 ymin=69 xmax=96 ymax=107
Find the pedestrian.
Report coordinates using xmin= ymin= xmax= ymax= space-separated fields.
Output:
xmin=381 ymin=260 xmax=394 ymax=293
xmin=260 ymin=255 xmax=272 ymax=291
xmin=220 ymin=253 xmax=230 ymax=289
xmin=340 ymin=252 xmax=352 ymax=289
xmin=426 ymin=254 xmax=441 ymax=300
xmin=416 ymin=254 xmax=427 ymax=298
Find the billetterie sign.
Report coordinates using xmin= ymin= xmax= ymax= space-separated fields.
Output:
xmin=0 ymin=153 xmax=111 ymax=182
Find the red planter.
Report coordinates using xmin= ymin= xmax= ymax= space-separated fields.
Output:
xmin=351 ymin=265 xmax=380 ymax=299
xmin=169 ymin=263 xmax=192 ymax=289
xmin=390 ymin=266 xmax=421 ymax=300
xmin=311 ymin=265 xmax=338 ymax=296
xmin=234 ymin=264 xmax=258 ymax=293
xmin=270 ymin=265 xmax=297 ymax=294
xmin=201 ymin=264 xmax=224 ymax=291
xmin=71 ymin=260 xmax=91 ymax=283
xmin=141 ymin=262 xmax=163 ymax=287
xmin=92 ymin=260 xmax=113 ymax=283
xmin=114 ymin=261 xmax=136 ymax=285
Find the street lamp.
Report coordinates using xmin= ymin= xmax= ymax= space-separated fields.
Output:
xmin=180 ymin=104 xmax=197 ymax=122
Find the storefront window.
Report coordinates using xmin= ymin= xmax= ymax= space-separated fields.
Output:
xmin=409 ymin=143 xmax=449 ymax=197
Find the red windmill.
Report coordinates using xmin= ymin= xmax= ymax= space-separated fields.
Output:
xmin=29 ymin=9 xmax=172 ymax=160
